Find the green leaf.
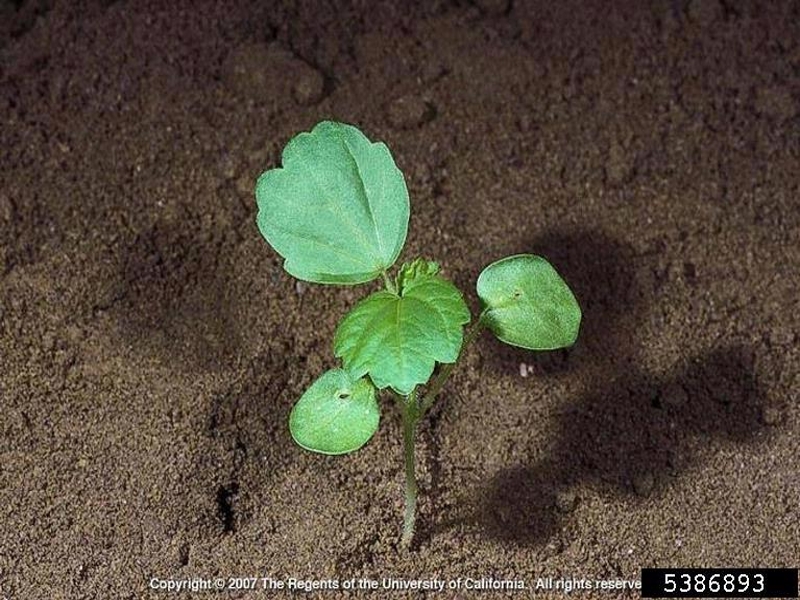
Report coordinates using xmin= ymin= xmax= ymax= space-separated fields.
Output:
xmin=255 ymin=121 xmax=410 ymax=284
xmin=477 ymin=254 xmax=581 ymax=350
xmin=334 ymin=260 xmax=470 ymax=395
xmin=395 ymin=257 xmax=440 ymax=292
xmin=289 ymin=368 xmax=380 ymax=455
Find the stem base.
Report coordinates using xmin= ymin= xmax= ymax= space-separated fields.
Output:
xmin=401 ymin=391 xmax=418 ymax=549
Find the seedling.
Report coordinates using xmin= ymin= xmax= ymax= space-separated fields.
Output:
xmin=255 ymin=121 xmax=581 ymax=548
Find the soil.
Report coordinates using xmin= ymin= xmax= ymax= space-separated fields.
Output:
xmin=1 ymin=1 xmax=798 ymax=599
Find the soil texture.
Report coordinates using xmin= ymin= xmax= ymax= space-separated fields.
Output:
xmin=1 ymin=1 xmax=798 ymax=598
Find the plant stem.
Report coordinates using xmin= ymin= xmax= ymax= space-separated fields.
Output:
xmin=401 ymin=388 xmax=418 ymax=549
xmin=419 ymin=315 xmax=486 ymax=415
xmin=398 ymin=311 xmax=488 ymax=548
xmin=382 ymin=270 xmax=397 ymax=295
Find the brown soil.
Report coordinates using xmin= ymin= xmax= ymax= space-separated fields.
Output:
xmin=1 ymin=1 xmax=798 ymax=598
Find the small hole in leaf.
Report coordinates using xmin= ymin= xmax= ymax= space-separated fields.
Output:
xmin=337 ymin=392 xmax=350 ymax=400
xmin=513 ymin=289 xmax=523 ymax=298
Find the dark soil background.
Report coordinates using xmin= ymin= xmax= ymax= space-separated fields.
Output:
xmin=1 ymin=1 xmax=798 ymax=598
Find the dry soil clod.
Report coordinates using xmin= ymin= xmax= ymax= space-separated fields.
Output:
xmin=605 ymin=138 xmax=636 ymax=186
xmin=767 ymin=326 xmax=796 ymax=348
xmin=420 ymin=61 xmax=447 ymax=84
xmin=760 ymin=406 xmax=782 ymax=426
xmin=687 ymin=0 xmax=723 ymax=26
xmin=473 ymin=0 xmax=511 ymax=16
xmin=387 ymin=95 xmax=436 ymax=130
xmin=223 ymin=43 xmax=326 ymax=107
xmin=293 ymin=68 xmax=325 ymax=106
xmin=660 ymin=383 xmax=689 ymax=409
xmin=633 ymin=472 xmax=655 ymax=497
xmin=235 ymin=173 xmax=253 ymax=198
xmin=555 ymin=489 xmax=578 ymax=513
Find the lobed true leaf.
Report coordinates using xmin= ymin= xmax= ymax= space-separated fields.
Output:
xmin=334 ymin=260 xmax=470 ymax=395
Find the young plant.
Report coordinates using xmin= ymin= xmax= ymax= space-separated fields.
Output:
xmin=255 ymin=121 xmax=581 ymax=548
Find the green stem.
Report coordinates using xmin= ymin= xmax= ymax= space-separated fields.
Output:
xmin=382 ymin=270 xmax=397 ymax=295
xmin=401 ymin=388 xmax=418 ymax=549
xmin=419 ymin=314 xmax=486 ymax=415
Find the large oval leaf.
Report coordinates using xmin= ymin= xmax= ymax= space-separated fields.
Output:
xmin=477 ymin=254 xmax=581 ymax=350
xmin=255 ymin=121 xmax=410 ymax=284
xmin=334 ymin=260 xmax=470 ymax=395
xmin=289 ymin=369 xmax=379 ymax=455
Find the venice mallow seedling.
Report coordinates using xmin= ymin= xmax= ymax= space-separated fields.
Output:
xmin=255 ymin=121 xmax=581 ymax=548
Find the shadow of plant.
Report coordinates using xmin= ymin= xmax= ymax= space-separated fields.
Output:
xmin=482 ymin=345 xmax=766 ymax=545
xmin=477 ymin=229 xmax=768 ymax=546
